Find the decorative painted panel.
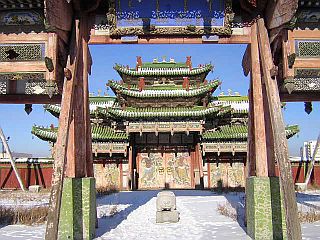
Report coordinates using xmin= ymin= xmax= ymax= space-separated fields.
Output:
xmin=210 ymin=162 xmax=244 ymax=188
xmin=295 ymin=40 xmax=320 ymax=58
xmin=138 ymin=152 xmax=165 ymax=189
xmin=0 ymin=43 xmax=45 ymax=62
xmin=94 ymin=163 xmax=120 ymax=190
xmin=165 ymin=152 xmax=191 ymax=189
xmin=115 ymin=0 xmax=226 ymax=27
xmin=95 ymin=0 xmax=233 ymax=36
xmin=0 ymin=10 xmax=43 ymax=26
xmin=138 ymin=151 xmax=192 ymax=189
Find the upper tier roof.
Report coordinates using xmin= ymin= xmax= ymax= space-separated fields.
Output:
xmin=114 ymin=63 xmax=213 ymax=77
xmin=96 ymin=105 xmax=231 ymax=120
xmin=108 ymin=80 xmax=220 ymax=98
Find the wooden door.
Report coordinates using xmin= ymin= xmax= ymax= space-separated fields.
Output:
xmin=137 ymin=151 xmax=193 ymax=189
xmin=165 ymin=152 xmax=192 ymax=189
xmin=138 ymin=152 xmax=165 ymax=189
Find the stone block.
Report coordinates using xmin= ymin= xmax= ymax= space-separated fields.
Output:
xmin=246 ymin=176 xmax=287 ymax=240
xmin=156 ymin=210 xmax=180 ymax=223
xmin=295 ymin=183 xmax=307 ymax=192
xmin=59 ymin=177 xmax=96 ymax=240
xmin=29 ymin=185 xmax=41 ymax=192
xmin=156 ymin=191 xmax=176 ymax=211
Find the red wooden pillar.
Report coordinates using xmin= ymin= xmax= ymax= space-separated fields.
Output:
xmin=127 ymin=145 xmax=133 ymax=190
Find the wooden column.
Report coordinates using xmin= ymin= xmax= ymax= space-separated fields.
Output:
xmin=262 ymin=83 xmax=276 ymax=176
xmin=65 ymin=26 xmax=86 ymax=178
xmin=82 ymin=14 xmax=94 ymax=178
xmin=128 ymin=145 xmax=133 ymax=190
xmin=45 ymin=18 xmax=81 ymax=239
xmin=250 ymin=22 xmax=268 ymax=177
xmin=257 ymin=18 xmax=301 ymax=240
xmin=196 ymin=143 xmax=204 ymax=178
xmin=247 ymin=82 xmax=256 ymax=177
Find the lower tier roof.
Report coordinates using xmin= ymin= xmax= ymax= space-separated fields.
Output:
xmin=32 ymin=125 xmax=128 ymax=142
xmin=202 ymin=124 xmax=299 ymax=140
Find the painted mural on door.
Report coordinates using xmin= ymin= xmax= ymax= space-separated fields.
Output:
xmin=138 ymin=151 xmax=192 ymax=189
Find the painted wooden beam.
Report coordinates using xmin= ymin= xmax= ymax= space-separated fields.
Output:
xmin=0 ymin=95 xmax=61 ymax=104
xmin=257 ymin=18 xmax=302 ymax=240
xmin=280 ymin=93 xmax=320 ymax=102
xmin=89 ymin=34 xmax=251 ymax=45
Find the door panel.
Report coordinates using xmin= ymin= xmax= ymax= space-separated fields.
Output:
xmin=138 ymin=152 xmax=165 ymax=189
xmin=165 ymin=152 xmax=192 ymax=189
xmin=137 ymin=151 xmax=193 ymax=189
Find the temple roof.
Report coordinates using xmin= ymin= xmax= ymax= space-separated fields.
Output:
xmin=32 ymin=125 xmax=128 ymax=142
xmin=108 ymin=80 xmax=220 ymax=98
xmin=97 ymin=105 xmax=231 ymax=119
xmin=114 ymin=63 xmax=213 ymax=77
xmin=210 ymin=95 xmax=249 ymax=114
xmin=44 ymin=96 xmax=117 ymax=118
xmin=202 ymin=124 xmax=299 ymax=140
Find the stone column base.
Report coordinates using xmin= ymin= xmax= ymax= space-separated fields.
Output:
xmin=59 ymin=177 xmax=96 ymax=240
xmin=246 ymin=176 xmax=287 ymax=240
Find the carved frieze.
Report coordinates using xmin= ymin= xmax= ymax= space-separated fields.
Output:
xmin=284 ymin=77 xmax=320 ymax=92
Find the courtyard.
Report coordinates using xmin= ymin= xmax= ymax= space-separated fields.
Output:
xmin=0 ymin=190 xmax=319 ymax=240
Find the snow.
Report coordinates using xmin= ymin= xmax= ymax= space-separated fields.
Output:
xmin=0 ymin=190 xmax=319 ymax=240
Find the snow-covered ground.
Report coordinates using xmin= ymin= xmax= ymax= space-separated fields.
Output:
xmin=0 ymin=190 xmax=320 ymax=240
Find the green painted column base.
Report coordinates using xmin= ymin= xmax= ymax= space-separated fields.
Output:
xmin=246 ymin=176 xmax=287 ymax=240
xmin=59 ymin=177 xmax=96 ymax=240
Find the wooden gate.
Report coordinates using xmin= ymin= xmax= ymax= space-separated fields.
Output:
xmin=137 ymin=151 xmax=192 ymax=189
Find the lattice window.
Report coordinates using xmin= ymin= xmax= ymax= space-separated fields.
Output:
xmin=0 ymin=44 xmax=45 ymax=62
xmin=295 ymin=40 xmax=320 ymax=57
xmin=295 ymin=68 xmax=320 ymax=78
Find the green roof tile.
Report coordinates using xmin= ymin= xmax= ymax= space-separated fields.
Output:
xmin=202 ymin=124 xmax=299 ymax=140
xmin=96 ymin=105 xmax=231 ymax=119
xmin=32 ymin=125 xmax=128 ymax=142
xmin=114 ymin=63 xmax=213 ymax=77
xmin=108 ymin=80 xmax=220 ymax=98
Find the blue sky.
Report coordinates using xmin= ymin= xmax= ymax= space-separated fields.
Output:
xmin=0 ymin=44 xmax=318 ymax=157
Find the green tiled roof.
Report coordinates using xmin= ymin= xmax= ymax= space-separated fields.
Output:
xmin=114 ymin=63 xmax=213 ymax=77
xmin=44 ymin=96 xmax=117 ymax=118
xmin=213 ymin=95 xmax=249 ymax=101
xmin=31 ymin=125 xmax=128 ymax=142
xmin=108 ymin=80 xmax=220 ymax=98
xmin=141 ymin=62 xmax=189 ymax=68
xmin=202 ymin=124 xmax=299 ymax=140
xmin=97 ymin=105 xmax=231 ymax=119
